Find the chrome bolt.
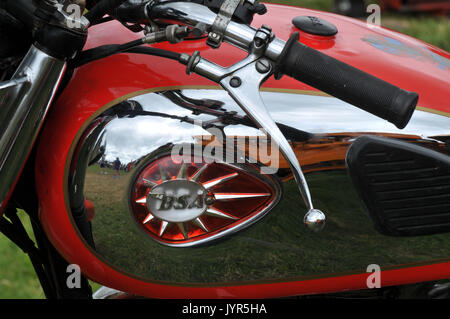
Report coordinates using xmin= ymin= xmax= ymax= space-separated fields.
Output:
xmin=256 ymin=59 xmax=271 ymax=74
xmin=230 ymin=77 xmax=242 ymax=88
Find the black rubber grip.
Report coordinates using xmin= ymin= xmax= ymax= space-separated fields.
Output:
xmin=276 ymin=33 xmax=418 ymax=129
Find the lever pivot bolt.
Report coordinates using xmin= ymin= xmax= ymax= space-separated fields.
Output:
xmin=230 ymin=77 xmax=242 ymax=88
xmin=256 ymin=59 xmax=271 ymax=74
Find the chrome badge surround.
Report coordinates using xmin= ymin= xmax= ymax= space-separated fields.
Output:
xmin=130 ymin=152 xmax=282 ymax=247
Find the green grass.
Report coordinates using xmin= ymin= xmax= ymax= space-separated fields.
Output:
xmin=390 ymin=14 xmax=450 ymax=51
xmin=0 ymin=211 xmax=44 ymax=299
xmin=0 ymin=211 xmax=101 ymax=299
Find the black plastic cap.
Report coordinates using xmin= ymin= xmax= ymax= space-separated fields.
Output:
xmin=391 ymin=91 xmax=419 ymax=129
xmin=292 ymin=16 xmax=338 ymax=37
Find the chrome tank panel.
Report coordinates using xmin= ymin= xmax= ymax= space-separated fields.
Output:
xmin=68 ymin=88 xmax=450 ymax=284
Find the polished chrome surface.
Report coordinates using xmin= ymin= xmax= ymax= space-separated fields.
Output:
xmin=265 ymin=94 xmax=450 ymax=137
xmin=0 ymin=77 xmax=29 ymax=92
xmin=68 ymin=88 xmax=449 ymax=284
xmin=93 ymin=286 xmax=129 ymax=299
xmin=0 ymin=45 xmax=66 ymax=209
xmin=152 ymin=1 xmax=284 ymax=60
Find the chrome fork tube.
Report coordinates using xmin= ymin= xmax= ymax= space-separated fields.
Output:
xmin=0 ymin=45 xmax=66 ymax=210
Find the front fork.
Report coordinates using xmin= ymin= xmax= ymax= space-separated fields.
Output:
xmin=0 ymin=46 xmax=67 ymax=213
xmin=0 ymin=0 xmax=88 ymax=214
xmin=0 ymin=0 xmax=91 ymax=298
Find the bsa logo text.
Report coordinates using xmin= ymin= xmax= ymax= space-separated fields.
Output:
xmin=151 ymin=193 xmax=204 ymax=211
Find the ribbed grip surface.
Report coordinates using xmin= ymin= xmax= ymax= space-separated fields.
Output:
xmin=347 ymin=135 xmax=450 ymax=236
xmin=276 ymin=33 xmax=418 ymax=129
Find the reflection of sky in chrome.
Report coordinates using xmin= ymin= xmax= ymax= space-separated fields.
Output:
xmin=262 ymin=92 xmax=449 ymax=137
xmin=101 ymin=90 xmax=449 ymax=163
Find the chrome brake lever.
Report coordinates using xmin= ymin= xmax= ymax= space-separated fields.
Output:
xmin=221 ymin=59 xmax=326 ymax=232
xmin=180 ymin=29 xmax=326 ymax=231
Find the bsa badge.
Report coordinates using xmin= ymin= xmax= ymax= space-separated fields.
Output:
xmin=130 ymin=154 xmax=281 ymax=247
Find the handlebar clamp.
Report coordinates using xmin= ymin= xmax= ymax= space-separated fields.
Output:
xmin=207 ymin=0 xmax=242 ymax=48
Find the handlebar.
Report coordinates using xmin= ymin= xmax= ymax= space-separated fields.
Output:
xmin=3 ymin=0 xmax=418 ymax=128
xmin=150 ymin=1 xmax=418 ymax=129
xmin=149 ymin=1 xmax=286 ymax=60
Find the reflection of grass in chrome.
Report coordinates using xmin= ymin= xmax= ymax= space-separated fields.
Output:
xmin=85 ymin=164 xmax=450 ymax=284
xmin=0 ymin=211 xmax=45 ymax=298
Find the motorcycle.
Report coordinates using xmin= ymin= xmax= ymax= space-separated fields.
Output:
xmin=0 ymin=0 xmax=449 ymax=299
